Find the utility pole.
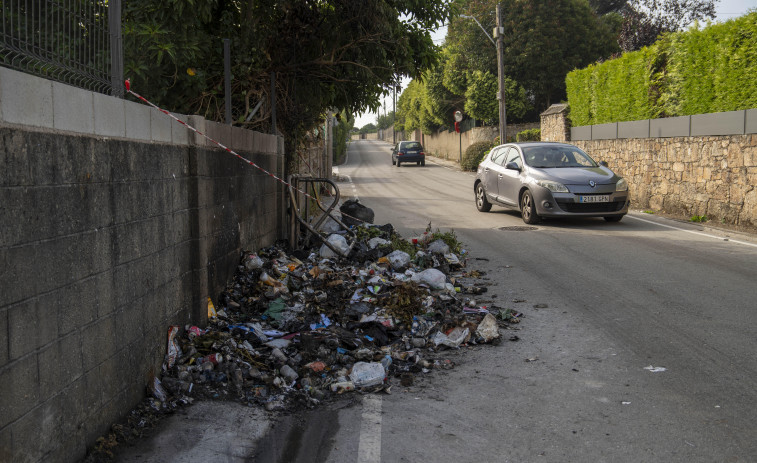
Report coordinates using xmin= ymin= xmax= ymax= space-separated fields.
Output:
xmin=496 ymin=4 xmax=506 ymax=143
xmin=393 ymin=83 xmax=396 ymax=144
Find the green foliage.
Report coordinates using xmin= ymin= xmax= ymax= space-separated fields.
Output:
xmin=333 ymin=111 xmax=354 ymax=163
xmin=567 ymin=12 xmax=757 ymax=125
xmin=461 ymin=141 xmax=493 ymax=171
xmin=690 ymin=215 xmax=708 ymax=222
xmin=498 ymin=0 xmax=620 ymax=112
xmin=376 ymin=112 xmax=395 ymax=131
xmin=122 ymin=0 xmax=452 ymax=163
xmin=430 ymin=229 xmax=463 ymax=254
xmin=359 ymin=123 xmax=377 ymax=134
xmin=464 ymin=70 xmax=499 ymax=123
xmin=516 ymin=129 xmax=541 ymax=141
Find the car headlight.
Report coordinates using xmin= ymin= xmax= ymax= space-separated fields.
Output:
xmin=535 ymin=179 xmax=569 ymax=193
xmin=616 ymin=178 xmax=628 ymax=192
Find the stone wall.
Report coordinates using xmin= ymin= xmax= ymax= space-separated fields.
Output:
xmin=0 ymin=67 xmax=286 ymax=463
xmin=572 ymin=136 xmax=757 ymax=228
xmin=538 ymin=103 xmax=757 ymax=229
xmin=540 ymin=104 xmax=570 ymax=142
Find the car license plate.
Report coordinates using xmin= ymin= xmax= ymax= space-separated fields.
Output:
xmin=579 ymin=195 xmax=610 ymax=203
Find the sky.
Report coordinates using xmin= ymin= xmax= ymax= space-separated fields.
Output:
xmin=353 ymin=0 xmax=756 ymax=129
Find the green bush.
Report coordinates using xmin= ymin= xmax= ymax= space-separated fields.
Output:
xmin=516 ymin=128 xmax=541 ymax=141
xmin=566 ymin=12 xmax=757 ymax=125
xmin=461 ymin=141 xmax=493 ymax=171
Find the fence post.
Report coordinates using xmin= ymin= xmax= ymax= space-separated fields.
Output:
xmin=109 ymin=0 xmax=124 ymax=97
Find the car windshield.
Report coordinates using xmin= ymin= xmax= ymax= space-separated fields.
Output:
xmin=402 ymin=142 xmax=422 ymax=150
xmin=522 ymin=146 xmax=598 ymax=168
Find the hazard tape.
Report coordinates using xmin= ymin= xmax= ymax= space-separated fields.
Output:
xmin=123 ymin=79 xmax=369 ymax=227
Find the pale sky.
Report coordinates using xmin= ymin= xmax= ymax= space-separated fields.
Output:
xmin=353 ymin=0 xmax=756 ymax=130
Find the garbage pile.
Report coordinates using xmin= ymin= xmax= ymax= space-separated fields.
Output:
xmin=154 ymin=221 xmax=523 ymax=412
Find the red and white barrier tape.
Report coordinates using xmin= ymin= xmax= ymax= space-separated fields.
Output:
xmin=123 ymin=79 xmax=370 ymax=228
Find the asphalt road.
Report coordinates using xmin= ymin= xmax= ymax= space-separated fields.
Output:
xmin=311 ymin=140 xmax=757 ymax=463
xmin=113 ymin=139 xmax=757 ymax=463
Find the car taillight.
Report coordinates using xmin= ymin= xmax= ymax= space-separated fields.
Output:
xmin=398 ymin=151 xmax=405 ymax=156
xmin=420 ymin=151 xmax=425 ymax=156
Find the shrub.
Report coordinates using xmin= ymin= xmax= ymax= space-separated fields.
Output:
xmin=516 ymin=128 xmax=541 ymax=141
xmin=461 ymin=141 xmax=493 ymax=171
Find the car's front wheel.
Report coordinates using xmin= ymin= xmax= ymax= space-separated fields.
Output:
xmin=475 ymin=183 xmax=492 ymax=212
xmin=520 ymin=190 xmax=541 ymax=224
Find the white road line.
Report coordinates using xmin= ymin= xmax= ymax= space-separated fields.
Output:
xmin=357 ymin=395 xmax=382 ymax=463
xmin=627 ymin=215 xmax=757 ymax=248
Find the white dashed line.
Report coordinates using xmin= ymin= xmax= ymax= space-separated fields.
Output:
xmin=357 ymin=395 xmax=382 ymax=463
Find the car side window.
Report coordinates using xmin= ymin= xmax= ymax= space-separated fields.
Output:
xmin=494 ymin=147 xmax=511 ymax=166
xmin=489 ymin=147 xmax=505 ymax=165
xmin=505 ymin=147 xmax=522 ymax=168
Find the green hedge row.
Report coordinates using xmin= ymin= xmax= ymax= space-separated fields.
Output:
xmin=567 ymin=12 xmax=757 ymax=126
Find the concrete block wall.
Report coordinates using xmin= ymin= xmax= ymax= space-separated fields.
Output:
xmin=0 ymin=67 xmax=285 ymax=462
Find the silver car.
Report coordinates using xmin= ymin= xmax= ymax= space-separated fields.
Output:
xmin=474 ymin=142 xmax=629 ymax=224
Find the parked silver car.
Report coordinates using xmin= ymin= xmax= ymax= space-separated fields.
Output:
xmin=474 ymin=142 xmax=629 ymax=224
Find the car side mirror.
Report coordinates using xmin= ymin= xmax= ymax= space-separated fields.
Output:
xmin=505 ymin=161 xmax=521 ymax=171
xmin=599 ymin=161 xmax=608 ymax=167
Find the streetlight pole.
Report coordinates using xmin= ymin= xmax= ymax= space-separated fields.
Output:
xmin=460 ymin=11 xmax=507 ymax=143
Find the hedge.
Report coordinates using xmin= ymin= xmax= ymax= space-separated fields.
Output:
xmin=567 ymin=12 xmax=757 ymax=126
xmin=461 ymin=141 xmax=493 ymax=171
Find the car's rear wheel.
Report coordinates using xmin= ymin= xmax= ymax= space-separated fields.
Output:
xmin=421 ymin=160 xmax=425 ymax=166
xmin=396 ymin=160 xmax=401 ymax=167
xmin=604 ymin=215 xmax=623 ymax=222
xmin=520 ymin=190 xmax=541 ymax=224
xmin=475 ymin=183 xmax=492 ymax=212
xmin=392 ymin=157 xmax=395 ymax=165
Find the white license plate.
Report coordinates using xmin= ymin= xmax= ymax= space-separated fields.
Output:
xmin=579 ymin=195 xmax=610 ymax=203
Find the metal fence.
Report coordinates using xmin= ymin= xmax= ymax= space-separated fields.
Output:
xmin=1 ymin=0 xmax=122 ymax=97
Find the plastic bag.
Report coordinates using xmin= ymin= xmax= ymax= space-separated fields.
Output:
xmin=475 ymin=313 xmax=500 ymax=342
xmin=427 ymin=239 xmax=450 ymax=254
xmin=411 ymin=268 xmax=447 ymax=289
xmin=320 ymin=234 xmax=350 ymax=258
xmin=368 ymin=237 xmax=390 ymax=249
xmin=387 ymin=250 xmax=411 ymax=270
xmin=350 ymin=361 xmax=386 ymax=387
xmin=244 ymin=253 xmax=264 ymax=271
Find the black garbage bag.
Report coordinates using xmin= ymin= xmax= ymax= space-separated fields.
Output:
xmin=340 ymin=199 xmax=374 ymax=227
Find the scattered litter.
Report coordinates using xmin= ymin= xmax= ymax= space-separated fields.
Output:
xmin=144 ymin=217 xmax=522 ymax=415
xmin=644 ymin=365 xmax=667 ymax=373
xmin=621 ymin=401 xmax=631 ymax=405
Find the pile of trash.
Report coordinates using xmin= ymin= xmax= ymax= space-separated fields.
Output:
xmin=153 ymin=220 xmax=523 ymax=412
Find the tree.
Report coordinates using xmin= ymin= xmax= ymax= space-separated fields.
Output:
xmin=377 ymin=112 xmax=395 ymax=130
xmin=497 ymin=0 xmax=620 ymax=112
xmin=122 ymin=0 xmax=452 ymax=170
xmin=359 ymin=123 xmax=377 ymax=134
xmin=618 ymin=0 xmax=717 ymax=51
xmin=442 ymin=0 xmax=618 ymax=117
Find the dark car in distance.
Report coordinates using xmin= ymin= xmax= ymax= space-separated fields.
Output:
xmin=474 ymin=142 xmax=629 ymax=224
xmin=391 ymin=141 xmax=425 ymax=167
